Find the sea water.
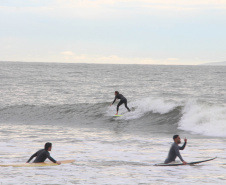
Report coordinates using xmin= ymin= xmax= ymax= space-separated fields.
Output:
xmin=0 ymin=62 xmax=226 ymax=184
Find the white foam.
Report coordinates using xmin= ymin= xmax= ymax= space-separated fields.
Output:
xmin=178 ymin=100 xmax=226 ymax=137
xmin=0 ymin=120 xmax=225 ymax=184
xmin=106 ymin=97 xmax=178 ymax=120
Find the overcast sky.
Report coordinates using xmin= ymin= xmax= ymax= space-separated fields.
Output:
xmin=0 ymin=0 xmax=226 ymax=65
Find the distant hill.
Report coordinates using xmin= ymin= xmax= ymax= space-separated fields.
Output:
xmin=201 ymin=61 xmax=226 ymax=66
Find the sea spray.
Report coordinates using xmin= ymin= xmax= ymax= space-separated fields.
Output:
xmin=178 ymin=100 xmax=226 ymax=137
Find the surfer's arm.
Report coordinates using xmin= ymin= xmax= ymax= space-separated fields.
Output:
xmin=174 ymin=145 xmax=184 ymax=162
xmin=112 ymin=96 xmax=117 ymax=105
xmin=46 ymin=152 xmax=57 ymax=163
xmin=26 ymin=152 xmax=38 ymax=163
xmin=48 ymin=156 xmax=57 ymax=163
xmin=179 ymin=141 xmax=187 ymax=150
xmin=48 ymin=156 xmax=60 ymax=164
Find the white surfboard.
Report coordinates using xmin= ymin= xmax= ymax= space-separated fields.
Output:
xmin=154 ymin=157 xmax=217 ymax=166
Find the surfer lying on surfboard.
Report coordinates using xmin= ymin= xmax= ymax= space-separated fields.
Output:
xmin=164 ymin=135 xmax=187 ymax=165
xmin=26 ymin=142 xmax=61 ymax=165
xmin=111 ymin=91 xmax=130 ymax=115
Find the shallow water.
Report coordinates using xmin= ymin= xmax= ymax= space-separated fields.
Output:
xmin=0 ymin=124 xmax=225 ymax=184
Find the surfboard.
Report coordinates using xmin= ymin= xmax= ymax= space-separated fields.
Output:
xmin=0 ymin=160 xmax=75 ymax=167
xmin=154 ymin=157 xmax=217 ymax=166
xmin=113 ymin=115 xmax=123 ymax=117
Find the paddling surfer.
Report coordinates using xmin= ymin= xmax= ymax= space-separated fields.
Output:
xmin=27 ymin=142 xmax=61 ymax=164
xmin=164 ymin=135 xmax=187 ymax=165
xmin=111 ymin=91 xmax=130 ymax=115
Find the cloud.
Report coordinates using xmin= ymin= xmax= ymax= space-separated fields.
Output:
xmin=60 ymin=51 xmax=75 ymax=56
xmin=58 ymin=53 xmax=197 ymax=65
xmin=167 ymin=58 xmax=179 ymax=61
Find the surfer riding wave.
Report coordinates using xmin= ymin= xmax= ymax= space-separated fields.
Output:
xmin=111 ymin=91 xmax=130 ymax=115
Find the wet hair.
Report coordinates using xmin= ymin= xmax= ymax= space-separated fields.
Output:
xmin=44 ymin=142 xmax=52 ymax=150
xmin=115 ymin=91 xmax=119 ymax=95
xmin=173 ymin=135 xmax=179 ymax=140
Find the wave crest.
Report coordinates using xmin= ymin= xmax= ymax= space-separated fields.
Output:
xmin=179 ymin=100 xmax=226 ymax=137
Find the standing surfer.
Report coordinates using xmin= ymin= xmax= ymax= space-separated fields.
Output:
xmin=164 ymin=135 xmax=187 ymax=164
xmin=111 ymin=91 xmax=130 ymax=115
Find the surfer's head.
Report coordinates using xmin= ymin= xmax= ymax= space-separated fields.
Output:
xmin=173 ymin=135 xmax=181 ymax=144
xmin=44 ymin=142 xmax=52 ymax=151
xmin=115 ymin=91 xmax=119 ymax=95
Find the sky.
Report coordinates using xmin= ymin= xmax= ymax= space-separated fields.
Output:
xmin=0 ymin=0 xmax=226 ymax=65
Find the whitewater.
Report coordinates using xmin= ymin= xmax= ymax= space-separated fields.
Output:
xmin=0 ymin=62 xmax=226 ymax=184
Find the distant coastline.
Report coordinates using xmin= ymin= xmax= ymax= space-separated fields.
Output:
xmin=201 ymin=61 xmax=226 ymax=66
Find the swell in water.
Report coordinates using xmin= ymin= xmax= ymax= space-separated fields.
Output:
xmin=1 ymin=97 xmax=226 ymax=137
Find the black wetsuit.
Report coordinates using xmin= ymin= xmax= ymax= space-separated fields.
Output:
xmin=112 ymin=94 xmax=130 ymax=112
xmin=164 ymin=142 xmax=187 ymax=164
xmin=27 ymin=149 xmax=56 ymax=163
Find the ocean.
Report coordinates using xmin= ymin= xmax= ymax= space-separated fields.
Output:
xmin=0 ymin=62 xmax=226 ymax=184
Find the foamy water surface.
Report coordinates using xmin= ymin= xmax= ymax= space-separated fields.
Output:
xmin=0 ymin=124 xmax=225 ymax=184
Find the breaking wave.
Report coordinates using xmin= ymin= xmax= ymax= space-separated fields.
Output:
xmin=0 ymin=97 xmax=226 ymax=137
